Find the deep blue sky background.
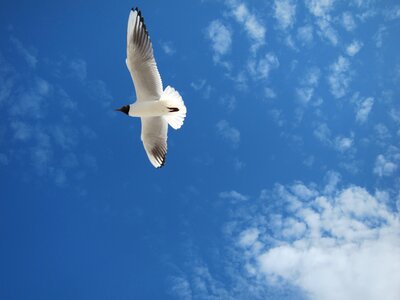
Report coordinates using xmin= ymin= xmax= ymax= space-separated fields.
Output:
xmin=1 ymin=0 xmax=399 ymax=299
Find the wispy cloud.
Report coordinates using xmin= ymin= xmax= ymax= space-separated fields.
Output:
xmin=328 ymin=56 xmax=351 ymax=98
xmin=248 ymin=52 xmax=279 ymax=80
xmin=226 ymin=0 xmax=266 ymax=52
xmin=69 ymin=58 xmax=87 ymax=81
xmin=313 ymin=122 xmax=356 ymax=156
xmin=2 ymin=36 xmax=99 ymax=187
xmin=346 ymin=40 xmax=363 ymax=56
xmin=160 ymin=41 xmax=176 ymax=56
xmin=316 ymin=18 xmax=338 ymax=45
xmin=297 ymin=25 xmax=314 ymax=45
xmin=355 ymin=96 xmax=374 ymax=124
xmin=216 ymin=120 xmax=240 ymax=147
xmin=190 ymin=79 xmax=212 ymax=99
xmin=274 ymin=0 xmax=297 ymax=30
xmin=334 ymin=135 xmax=354 ymax=152
xmin=9 ymin=36 xmax=38 ymax=68
xmin=167 ymin=276 xmax=192 ymax=300
xmin=341 ymin=11 xmax=356 ymax=31
xmin=219 ymin=95 xmax=236 ymax=112
xmin=264 ymin=87 xmax=277 ymax=99
xmin=219 ymin=190 xmax=249 ymax=202
xmin=373 ymin=146 xmax=400 ymax=177
xmin=206 ymin=20 xmax=232 ymax=68
xmin=296 ymin=67 xmax=320 ymax=104
xmin=305 ymin=0 xmax=336 ymax=18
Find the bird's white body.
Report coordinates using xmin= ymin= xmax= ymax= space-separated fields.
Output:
xmin=119 ymin=8 xmax=187 ymax=168
xmin=129 ymin=101 xmax=169 ymax=117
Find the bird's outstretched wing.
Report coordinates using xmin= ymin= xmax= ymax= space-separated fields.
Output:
xmin=141 ymin=117 xmax=168 ymax=168
xmin=126 ymin=8 xmax=163 ymax=101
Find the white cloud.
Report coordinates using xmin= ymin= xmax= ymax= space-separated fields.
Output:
xmin=355 ymin=97 xmax=373 ymax=123
xmin=190 ymin=79 xmax=212 ymax=99
xmin=374 ymin=147 xmax=400 ymax=177
xmin=346 ymin=40 xmax=363 ymax=56
xmin=10 ymin=121 xmax=32 ymax=141
xmin=316 ymin=18 xmax=338 ymax=45
xmin=383 ymin=5 xmax=400 ymax=21
xmin=69 ymin=58 xmax=87 ymax=81
xmin=248 ymin=52 xmax=279 ymax=80
xmin=334 ymin=136 xmax=353 ymax=152
xmin=313 ymin=122 xmax=332 ymax=145
xmin=328 ymin=56 xmax=351 ymax=98
xmin=313 ymin=122 xmax=355 ymax=155
xmin=264 ymin=87 xmax=277 ymax=99
xmin=374 ymin=123 xmax=391 ymax=146
xmin=160 ymin=41 xmax=176 ymax=56
xmin=171 ymin=175 xmax=400 ymax=299
xmin=305 ymin=0 xmax=336 ymax=17
xmin=219 ymin=190 xmax=249 ymax=202
xmin=2 ymin=36 xmax=99 ymax=187
xmin=216 ymin=120 xmax=240 ymax=146
xmin=206 ymin=20 xmax=232 ymax=65
xmin=297 ymin=25 xmax=314 ymax=45
xmin=274 ymin=0 xmax=297 ymax=30
xmin=219 ymin=95 xmax=236 ymax=112
xmin=341 ymin=11 xmax=356 ymax=31
xmin=243 ymin=182 xmax=400 ymax=300
xmin=296 ymin=67 xmax=320 ymax=104
xmin=374 ymin=25 xmax=386 ymax=48
xmin=10 ymin=36 xmax=38 ymax=68
xmin=167 ymin=276 xmax=193 ymax=300
xmin=238 ymin=228 xmax=260 ymax=247
xmin=390 ymin=108 xmax=400 ymax=124
xmin=227 ymin=1 xmax=266 ymax=51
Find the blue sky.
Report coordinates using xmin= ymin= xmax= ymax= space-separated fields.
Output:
xmin=1 ymin=0 xmax=399 ymax=299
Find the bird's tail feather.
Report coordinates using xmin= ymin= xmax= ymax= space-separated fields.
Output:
xmin=160 ymin=86 xmax=187 ymax=130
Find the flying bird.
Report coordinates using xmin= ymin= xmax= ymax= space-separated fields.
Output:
xmin=116 ymin=7 xmax=187 ymax=168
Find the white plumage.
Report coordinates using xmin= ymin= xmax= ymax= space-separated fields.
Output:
xmin=119 ymin=7 xmax=187 ymax=168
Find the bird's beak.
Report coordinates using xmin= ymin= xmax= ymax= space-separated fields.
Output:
xmin=115 ymin=105 xmax=129 ymax=115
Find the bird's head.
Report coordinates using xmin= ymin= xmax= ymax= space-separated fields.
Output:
xmin=115 ymin=105 xmax=130 ymax=115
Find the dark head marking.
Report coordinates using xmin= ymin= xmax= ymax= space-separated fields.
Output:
xmin=115 ymin=105 xmax=130 ymax=115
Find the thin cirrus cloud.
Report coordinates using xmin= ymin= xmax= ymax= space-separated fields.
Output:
xmin=1 ymin=35 xmax=100 ymax=187
xmin=373 ymin=146 xmax=400 ymax=177
xmin=226 ymin=0 xmax=266 ymax=52
xmin=305 ymin=0 xmax=336 ymax=18
xmin=216 ymin=120 xmax=240 ymax=147
xmin=160 ymin=41 xmax=176 ymax=56
xmin=355 ymin=96 xmax=374 ymax=124
xmin=9 ymin=36 xmax=38 ymax=68
xmin=327 ymin=55 xmax=351 ymax=98
xmin=219 ymin=190 xmax=249 ymax=202
xmin=206 ymin=20 xmax=232 ymax=66
xmin=296 ymin=67 xmax=320 ymax=104
xmin=297 ymin=25 xmax=314 ymax=45
xmin=248 ymin=52 xmax=279 ymax=80
xmin=274 ymin=0 xmax=297 ymax=30
xmin=346 ymin=40 xmax=363 ymax=56
xmin=341 ymin=11 xmax=357 ymax=31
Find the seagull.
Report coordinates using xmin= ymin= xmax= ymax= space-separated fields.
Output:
xmin=116 ymin=7 xmax=187 ymax=168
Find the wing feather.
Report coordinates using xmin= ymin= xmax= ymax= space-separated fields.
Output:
xmin=141 ymin=117 xmax=168 ymax=168
xmin=126 ymin=8 xmax=163 ymax=102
